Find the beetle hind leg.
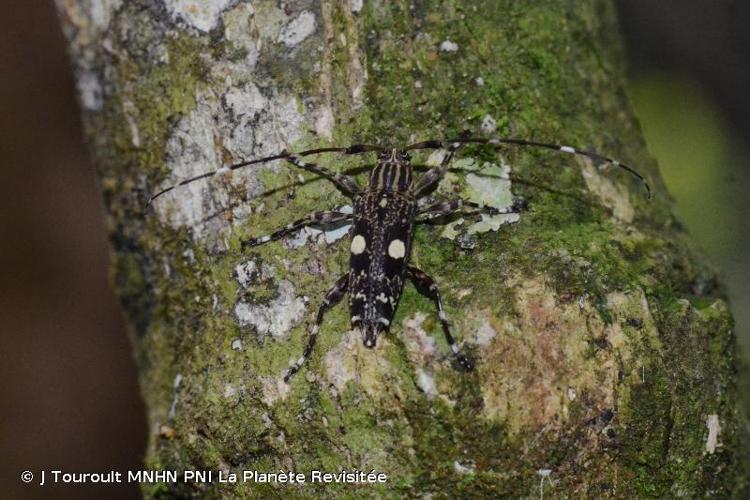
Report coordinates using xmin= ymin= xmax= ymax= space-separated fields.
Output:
xmin=406 ymin=265 xmax=474 ymax=372
xmin=284 ymin=273 xmax=349 ymax=382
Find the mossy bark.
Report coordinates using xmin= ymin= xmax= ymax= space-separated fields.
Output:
xmin=57 ymin=0 xmax=746 ymax=497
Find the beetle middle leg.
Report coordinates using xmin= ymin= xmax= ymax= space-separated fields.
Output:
xmin=406 ymin=265 xmax=474 ymax=371
xmin=242 ymin=210 xmax=352 ymax=248
xmin=284 ymin=273 xmax=349 ymax=382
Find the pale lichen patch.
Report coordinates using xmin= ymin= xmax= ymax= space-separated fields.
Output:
xmin=77 ymin=70 xmax=104 ymax=111
xmin=705 ymin=414 xmax=721 ymax=454
xmin=415 ymin=369 xmax=438 ymax=398
xmin=480 ymin=114 xmax=497 ymax=134
xmin=234 ymin=280 xmax=306 ymax=341
xmin=162 ymin=0 xmax=234 ymax=33
xmin=278 ymin=11 xmax=317 ymax=47
xmin=439 ymin=39 xmax=459 ymax=52
xmin=401 ymin=313 xmax=438 ymax=365
xmin=441 ymin=158 xmax=518 ymax=238
xmin=580 ymin=160 xmax=635 ymax=222
xmin=221 ymin=3 xmax=259 ymax=68
xmin=260 ymin=375 xmax=290 ymax=406
xmin=90 ymin=0 xmax=122 ymax=31
xmin=473 ymin=318 xmax=498 ymax=346
xmin=322 ymin=330 xmax=398 ymax=399
xmin=152 ymin=95 xmax=229 ymax=238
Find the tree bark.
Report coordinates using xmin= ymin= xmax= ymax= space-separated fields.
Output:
xmin=57 ymin=0 xmax=746 ymax=497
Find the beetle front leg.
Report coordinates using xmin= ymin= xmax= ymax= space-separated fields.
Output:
xmin=406 ymin=265 xmax=474 ymax=371
xmin=416 ymin=197 xmax=526 ymax=223
xmin=242 ymin=210 xmax=351 ymax=248
xmin=284 ymin=273 xmax=349 ymax=382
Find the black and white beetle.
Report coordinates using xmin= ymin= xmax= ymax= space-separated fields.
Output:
xmin=148 ymin=136 xmax=649 ymax=382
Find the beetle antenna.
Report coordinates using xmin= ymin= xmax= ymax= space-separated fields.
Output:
xmin=404 ymin=137 xmax=651 ymax=199
xmin=145 ymin=144 xmax=384 ymax=207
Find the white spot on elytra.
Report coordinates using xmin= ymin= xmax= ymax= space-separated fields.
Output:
xmin=387 ymin=239 xmax=406 ymax=259
xmin=440 ymin=39 xmax=459 ymax=52
xmin=379 ymin=197 xmax=388 ymax=208
xmin=351 ymin=234 xmax=366 ymax=255
xmin=163 ymin=0 xmax=234 ymax=32
xmin=278 ymin=11 xmax=317 ymax=46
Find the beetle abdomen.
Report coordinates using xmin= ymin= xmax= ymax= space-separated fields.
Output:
xmin=348 ymin=191 xmax=416 ymax=346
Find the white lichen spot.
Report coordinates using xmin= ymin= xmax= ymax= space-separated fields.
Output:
xmin=440 ymin=217 xmax=465 ymax=240
xmin=465 ymin=160 xmax=519 ymax=236
xmin=162 ymin=0 xmax=234 ymax=32
xmin=567 ymin=387 xmax=577 ymax=401
xmin=234 ymin=259 xmax=273 ymax=288
xmin=401 ymin=313 xmax=439 ymax=364
xmin=90 ymin=0 xmax=122 ymax=30
xmin=260 ymin=375 xmax=290 ymax=406
xmin=222 ymin=3 xmax=259 ymax=68
xmin=705 ymin=414 xmax=721 ymax=454
xmin=225 ymin=83 xmax=267 ymax=119
xmin=440 ymin=39 xmax=459 ymax=52
xmin=351 ymin=0 xmax=364 ymax=13
xmin=580 ymin=160 xmax=634 ymax=222
xmin=323 ymin=330 xmax=368 ymax=391
xmin=231 ymin=339 xmax=242 ymax=351
xmin=475 ymin=76 xmax=485 ymax=86
xmin=416 ymin=369 xmax=438 ymax=398
xmin=480 ymin=114 xmax=497 ymax=134
xmin=474 ymin=319 xmax=497 ymax=346
xmin=278 ymin=11 xmax=317 ymax=46
xmin=223 ymin=383 xmax=237 ymax=398
xmin=234 ymin=280 xmax=306 ymax=340
xmin=234 ymin=260 xmax=258 ymax=288
xmin=538 ymin=469 xmax=553 ymax=500
xmin=153 ymin=99 xmax=230 ymax=238
xmin=315 ymin=105 xmax=334 ymax=140
xmin=167 ymin=373 xmax=183 ymax=419
xmin=77 ymin=70 xmax=103 ymax=111
xmin=454 ymin=461 xmax=474 ymax=475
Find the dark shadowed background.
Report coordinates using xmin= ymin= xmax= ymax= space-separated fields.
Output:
xmin=1 ymin=1 xmax=748 ymax=498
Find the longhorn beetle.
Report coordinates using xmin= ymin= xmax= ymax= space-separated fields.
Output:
xmin=148 ymin=136 xmax=650 ymax=382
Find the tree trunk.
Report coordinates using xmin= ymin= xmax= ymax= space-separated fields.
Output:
xmin=56 ymin=0 xmax=746 ymax=497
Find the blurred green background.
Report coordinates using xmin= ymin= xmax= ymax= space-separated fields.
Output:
xmin=629 ymin=74 xmax=749 ymax=356
xmin=620 ymin=0 xmax=750 ymax=358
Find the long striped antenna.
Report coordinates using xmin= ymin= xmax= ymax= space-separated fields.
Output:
xmin=145 ymin=144 xmax=384 ymax=207
xmin=404 ymin=137 xmax=651 ymax=199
